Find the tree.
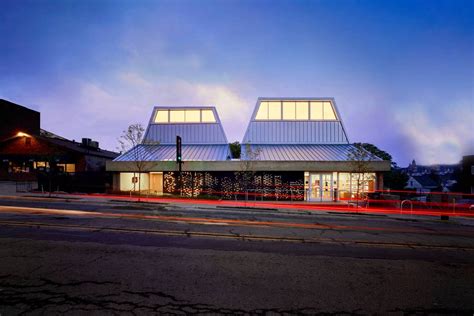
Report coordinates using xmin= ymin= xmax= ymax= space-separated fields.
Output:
xmin=229 ymin=141 xmax=241 ymax=159
xmin=355 ymin=142 xmax=408 ymax=190
xmin=383 ymin=165 xmax=409 ymax=190
xmin=354 ymin=143 xmax=392 ymax=161
xmin=347 ymin=144 xmax=376 ymax=208
xmin=118 ymin=123 xmax=159 ymax=202
xmin=236 ymin=143 xmax=261 ymax=201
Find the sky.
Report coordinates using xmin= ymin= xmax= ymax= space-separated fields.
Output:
xmin=0 ymin=0 xmax=473 ymax=166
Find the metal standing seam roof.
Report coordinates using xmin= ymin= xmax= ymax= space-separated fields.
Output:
xmin=242 ymin=98 xmax=350 ymax=144
xmin=114 ymin=144 xmax=231 ymax=162
xmin=143 ymin=106 xmax=228 ymax=145
xmin=241 ymin=144 xmax=383 ymax=161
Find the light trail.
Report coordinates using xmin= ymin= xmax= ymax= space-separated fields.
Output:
xmin=0 ymin=205 xmax=473 ymax=237
xmin=17 ymin=191 xmax=474 ymax=218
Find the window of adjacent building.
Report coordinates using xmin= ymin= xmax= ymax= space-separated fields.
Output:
xmin=155 ymin=110 xmax=168 ymax=123
xmin=57 ymin=163 xmax=76 ymax=173
xmin=155 ymin=109 xmax=217 ymax=123
xmin=296 ymin=101 xmax=309 ymax=120
xmin=201 ymin=110 xmax=216 ymax=123
xmin=323 ymin=101 xmax=337 ymax=120
xmin=34 ymin=161 xmax=49 ymax=169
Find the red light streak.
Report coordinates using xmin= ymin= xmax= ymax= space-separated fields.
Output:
xmin=26 ymin=191 xmax=474 ymax=218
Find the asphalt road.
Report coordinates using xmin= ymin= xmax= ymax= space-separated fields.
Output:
xmin=0 ymin=196 xmax=473 ymax=315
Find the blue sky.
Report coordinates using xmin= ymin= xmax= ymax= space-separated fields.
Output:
xmin=1 ymin=0 xmax=473 ymax=165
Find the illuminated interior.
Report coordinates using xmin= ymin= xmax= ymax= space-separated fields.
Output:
xmin=119 ymin=172 xmax=150 ymax=192
xmin=255 ymin=100 xmax=338 ymax=121
xmin=154 ymin=109 xmax=217 ymax=123
xmin=305 ymin=172 xmax=376 ymax=201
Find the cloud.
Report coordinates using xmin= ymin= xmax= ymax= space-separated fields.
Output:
xmin=394 ymin=102 xmax=474 ymax=164
xmin=32 ymin=73 xmax=251 ymax=152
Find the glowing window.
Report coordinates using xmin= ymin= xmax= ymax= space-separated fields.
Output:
xmin=155 ymin=110 xmax=169 ymax=123
xmin=170 ymin=110 xmax=185 ymax=123
xmin=268 ymin=101 xmax=281 ymax=120
xmin=201 ymin=110 xmax=216 ymax=123
xmin=255 ymin=102 xmax=268 ymax=120
xmin=323 ymin=102 xmax=337 ymax=120
xmin=296 ymin=101 xmax=309 ymax=120
xmin=310 ymin=101 xmax=323 ymax=120
xmin=282 ymin=101 xmax=296 ymax=120
xmin=185 ymin=110 xmax=201 ymax=123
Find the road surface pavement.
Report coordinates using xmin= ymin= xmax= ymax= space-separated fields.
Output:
xmin=0 ymin=196 xmax=473 ymax=315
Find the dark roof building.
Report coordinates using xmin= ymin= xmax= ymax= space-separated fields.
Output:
xmin=0 ymin=99 xmax=40 ymax=141
xmin=0 ymin=99 xmax=118 ymax=192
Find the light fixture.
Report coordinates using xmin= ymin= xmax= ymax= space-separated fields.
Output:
xmin=16 ymin=132 xmax=30 ymax=137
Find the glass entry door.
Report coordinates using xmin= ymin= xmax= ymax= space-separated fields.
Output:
xmin=309 ymin=173 xmax=333 ymax=201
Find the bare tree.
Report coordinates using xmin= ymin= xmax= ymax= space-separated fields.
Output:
xmin=118 ymin=123 xmax=159 ymax=202
xmin=347 ymin=144 xmax=375 ymax=208
xmin=236 ymin=143 xmax=261 ymax=201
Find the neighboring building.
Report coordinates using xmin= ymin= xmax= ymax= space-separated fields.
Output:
xmin=460 ymin=155 xmax=474 ymax=194
xmin=0 ymin=99 xmax=118 ymax=192
xmin=405 ymin=174 xmax=439 ymax=193
xmin=108 ymin=98 xmax=391 ymax=201
xmin=0 ymin=99 xmax=40 ymax=141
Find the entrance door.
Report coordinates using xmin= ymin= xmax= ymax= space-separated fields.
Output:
xmin=149 ymin=172 xmax=163 ymax=195
xmin=309 ymin=173 xmax=333 ymax=201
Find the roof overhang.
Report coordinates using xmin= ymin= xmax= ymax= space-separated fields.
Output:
xmin=107 ymin=160 xmax=391 ymax=172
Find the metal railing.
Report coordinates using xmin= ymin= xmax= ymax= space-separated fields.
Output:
xmin=400 ymin=200 xmax=413 ymax=215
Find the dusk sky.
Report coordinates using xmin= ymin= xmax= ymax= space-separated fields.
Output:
xmin=1 ymin=0 xmax=472 ymax=166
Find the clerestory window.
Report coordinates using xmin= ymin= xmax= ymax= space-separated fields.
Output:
xmin=256 ymin=100 xmax=338 ymax=121
xmin=154 ymin=109 xmax=217 ymax=123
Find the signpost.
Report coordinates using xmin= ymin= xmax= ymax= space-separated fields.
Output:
xmin=176 ymin=136 xmax=183 ymax=194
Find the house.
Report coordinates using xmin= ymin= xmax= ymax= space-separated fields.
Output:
xmin=0 ymin=99 xmax=118 ymax=192
xmin=405 ymin=174 xmax=439 ymax=193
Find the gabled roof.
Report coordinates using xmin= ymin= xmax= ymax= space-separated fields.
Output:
xmin=242 ymin=97 xmax=349 ymax=145
xmin=411 ymin=175 xmax=439 ymax=188
xmin=143 ymin=106 xmax=228 ymax=145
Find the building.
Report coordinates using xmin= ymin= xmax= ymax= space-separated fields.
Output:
xmin=460 ymin=155 xmax=474 ymax=194
xmin=0 ymin=99 xmax=118 ymax=192
xmin=107 ymin=98 xmax=391 ymax=201
xmin=405 ymin=174 xmax=439 ymax=193
xmin=0 ymin=99 xmax=40 ymax=141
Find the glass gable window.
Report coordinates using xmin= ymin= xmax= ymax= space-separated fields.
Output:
xmin=255 ymin=102 xmax=268 ymax=120
xmin=170 ymin=110 xmax=185 ymax=123
xmin=283 ymin=101 xmax=296 ymax=120
xmin=323 ymin=102 xmax=337 ymax=120
xmin=296 ymin=101 xmax=309 ymax=120
xmin=310 ymin=101 xmax=323 ymax=120
xmin=185 ymin=110 xmax=201 ymax=123
xmin=154 ymin=109 xmax=217 ymax=123
xmin=201 ymin=110 xmax=216 ymax=123
xmin=268 ymin=101 xmax=281 ymax=120
xmin=256 ymin=100 xmax=338 ymax=121
xmin=155 ymin=110 xmax=169 ymax=123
